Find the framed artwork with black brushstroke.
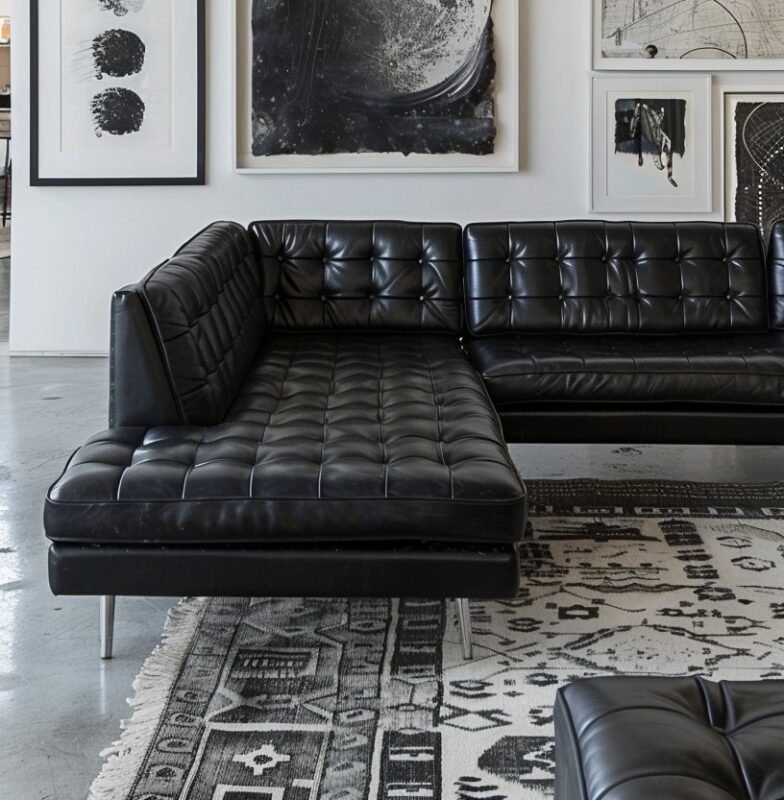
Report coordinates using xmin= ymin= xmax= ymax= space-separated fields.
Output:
xmin=232 ymin=0 xmax=519 ymax=173
xmin=30 ymin=0 xmax=204 ymax=186
xmin=593 ymin=0 xmax=784 ymax=71
xmin=591 ymin=75 xmax=712 ymax=213
xmin=723 ymin=91 xmax=784 ymax=243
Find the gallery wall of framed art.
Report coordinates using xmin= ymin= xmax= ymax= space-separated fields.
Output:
xmin=232 ymin=0 xmax=519 ymax=173
xmin=590 ymin=0 xmax=784 ymax=231
xmin=30 ymin=0 xmax=205 ymax=186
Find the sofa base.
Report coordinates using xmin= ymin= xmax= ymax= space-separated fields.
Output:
xmin=500 ymin=408 xmax=784 ymax=445
xmin=48 ymin=543 xmax=521 ymax=599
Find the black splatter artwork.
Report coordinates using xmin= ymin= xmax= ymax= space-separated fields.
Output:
xmin=96 ymin=0 xmax=146 ymax=15
xmin=92 ymin=29 xmax=145 ymax=79
xmin=734 ymin=102 xmax=784 ymax=243
xmin=615 ymin=98 xmax=687 ymax=188
xmin=250 ymin=0 xmax=496 ymax=157
xmin=91 ymin=87 xmax=145 ymax=136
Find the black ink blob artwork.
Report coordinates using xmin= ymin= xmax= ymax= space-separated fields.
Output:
xmin=91 ymin=87 xmax=145 ymax=136
xmin=96 ymin=0 xmax=146 ymax=15
xmin=92 ymin=29 xmax=146 ymax=79
xmin=615 ymin=98 xmax=687 ymax=188
xmin=734 ymin=102 xmax=784 ymax=243
xmin=250 ymin=0 xmax=496 ymax=157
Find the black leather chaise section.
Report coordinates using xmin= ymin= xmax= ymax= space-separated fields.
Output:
xmin=249 ymin=220 xmax=464 ymax=332
xmin=555 ymin=677 xmax=784 ymax=800
xmin=467 ymin=331 xmax=784 ymax=407
xmin=47 ymin=335 xmax=524 ymax=546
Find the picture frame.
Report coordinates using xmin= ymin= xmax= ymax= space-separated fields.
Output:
xmin=232 ymin=0 xmax=519 ymax=174
xmin=590 ymin=74 xmax=712 ymax=213
xmin=30 ymin=0 xmax=205 ymax=187
xmin=0 ymin=16 xmax=10 ymax=45
xmin=722 ymin=89 xmax=784 ymax=242
xmin=592 ymin=0 xmax=784 ymax=71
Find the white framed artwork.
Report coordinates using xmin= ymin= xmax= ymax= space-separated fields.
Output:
xmin=591 ymin=74 xmax=712 ymax=213
xmin=31 ymin=0 xmax=204 ymax=186
xmin=232 ymin=0 xmax=519 ymax=173
xmin=593 ymin=0 xmax=784 ymax=71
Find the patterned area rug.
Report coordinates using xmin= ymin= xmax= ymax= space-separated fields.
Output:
xmin=91 ymin=480 xmax=784 ymax=800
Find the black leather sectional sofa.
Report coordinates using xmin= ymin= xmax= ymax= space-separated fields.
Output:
xmin=44 ymin=219 xmax=784 ymax=658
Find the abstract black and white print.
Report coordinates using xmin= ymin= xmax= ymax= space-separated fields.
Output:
xmin=615 ymin=98 xmax=686 ymax=189
xmin=600 ymin=0 xmax=784 ymax=61
xmin=90 ymin=486 xmax=784 ymax=800
xmin=61 ymin=0 xmax=171 ymax=148
xmin=249 ymin=0 xmax=496 ymax=157
xmin=733 ymin=101 xmax=784 ymax=243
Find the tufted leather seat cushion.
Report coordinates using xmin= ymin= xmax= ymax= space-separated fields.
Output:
xmin=45 ymin=333 xmax=525 ymax=546
xmin=464 ymin=221 xmax=769 ymax=335
xmin=466 ymin=332 xmax=784 ymax=407
xmin=250 ymin=220 xmax=463 ymax=332
xmin=555 ymin=677 xmax=784 ymax=800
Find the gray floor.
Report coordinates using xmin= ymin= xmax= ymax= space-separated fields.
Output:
xmin=0 ymin=350 xmax=782 ymax=800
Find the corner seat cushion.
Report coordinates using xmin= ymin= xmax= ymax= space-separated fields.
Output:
xmin=555 ymin=677 xmax=784 ymax=800
xmin=465 ymin=332 xmax=784 ymax=407
xmin=45 ymin=333 xmax=526 ymax=546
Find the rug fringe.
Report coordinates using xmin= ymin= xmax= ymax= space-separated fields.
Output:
xmin=87 ymin=597 xmax=205 ymax=800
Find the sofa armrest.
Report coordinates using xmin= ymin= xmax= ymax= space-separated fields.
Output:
xmin=110 ymin=222 xmax=265 ymax=427
xmin=109 ymin=288 xmax=181 ymax=428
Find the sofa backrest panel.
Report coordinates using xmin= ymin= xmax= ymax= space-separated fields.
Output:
xmin=770 ymin=221 xmax=784 ymax=329
xmin=464 ymin=221 xmax=769 ymax=335
xmin=112 ymin=222 xmax=265 ymax=427
xmin=249 ymin=221 xmax=463 ymax=333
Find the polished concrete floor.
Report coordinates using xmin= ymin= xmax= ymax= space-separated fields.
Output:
xmin=0 ymin=350 xmax=782 ymax=799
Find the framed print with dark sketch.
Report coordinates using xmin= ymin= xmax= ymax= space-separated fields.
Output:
xmin=591 ymin=75 xmax=712 ymax=213
xmin=31 ymin=0 xmax=205 ymax=186
xmin=233 ymin=0 xmax=519 ymax=173
xmin=593 ymin=0 xmax=784 ymax=70
xmin=723 ymin=91 xmax=784 ymax=243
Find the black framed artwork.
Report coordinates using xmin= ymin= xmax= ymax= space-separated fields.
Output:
xmin=31 ymin=0 xmax=205 ymax=186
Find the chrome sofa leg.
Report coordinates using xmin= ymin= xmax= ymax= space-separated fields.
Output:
xmin=100 ymin=595 xmax=115 ymax=660
xmin=457 ymin=598 xmax=473 ymax=660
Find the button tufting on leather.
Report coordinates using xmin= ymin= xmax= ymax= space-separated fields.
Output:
xmin=555 ymin=678 xmax=784 ymax=800
xmin=250 ymin=221 xmax=463 ymax=333
xmin=464 ymin=221 xmax=769 ymax=335
xmin=46 ymin=332 xmax=526 ymax=545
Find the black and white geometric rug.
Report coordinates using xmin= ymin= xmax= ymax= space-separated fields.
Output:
xmin=90 ymin=480 xmax=784 ymax=800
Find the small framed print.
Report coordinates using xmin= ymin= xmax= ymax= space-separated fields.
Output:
xmin=593 ymin=0 xmax=784 ymax=71
xmin=723 ymin=90 xmax=784 ymax=243
xmin=31 ymin=0 xmax=205 ymax=186
xmin=591 ymin=75 xmax=712 ymax=213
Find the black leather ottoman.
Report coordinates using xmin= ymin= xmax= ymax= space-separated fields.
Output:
xmin=555 ymin=677 xmax=784 ymax=800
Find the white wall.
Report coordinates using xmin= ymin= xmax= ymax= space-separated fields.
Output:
xmin=9 ymin=0 xmax=784 ymax=354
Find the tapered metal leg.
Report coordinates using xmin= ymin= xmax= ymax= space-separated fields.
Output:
xmin=456 ymin=598 xmax=473 ymax=660
xmin=100 ymin=595 xmax=115 ymax=660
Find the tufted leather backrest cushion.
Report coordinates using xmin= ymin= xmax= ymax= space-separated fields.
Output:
xmin=139 ymin=222 xmax=264 ymax=426
xmin=770 ymin=221 xmax=784 ymax=329
xmin=464 ymin=221 xmax=769 ymax=335
xmin=249 ymin=221 xmax=463 ymax=332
